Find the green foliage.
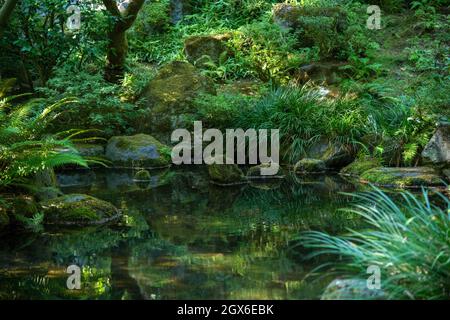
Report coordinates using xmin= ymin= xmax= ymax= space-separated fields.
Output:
xmin=0 ymin=85 xmax=88 ymax=189
xmin=299 ymin=187 xmax=450 ymax=299
xmin=238 ymin=85 xmax=366 ymax=163
xmin=370 ymin=97 xmax=435 ymax=166
xmin=193 ymin=92 xmax=257 ymax=129
xmin=37 ymin=66 xmax=147 ymax=137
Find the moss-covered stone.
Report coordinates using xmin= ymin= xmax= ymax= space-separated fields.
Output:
xmin=134 ymin=169 xmax=151 ymax=181
xmin=41 ymin=194 xmax=121 ymax=226
xmin=208 ymin=163 xmax=246 ymax=185
xmin=105 ymin=134 xmax=171 ymax=168
xmin=247 ymin=163 xmax=283 ymax=179
xmin=341 ymin=158 xmax=381 ymax=177
xmin=294 ymin=158 xmax=326 ymax=173
xmin=139 ymin=61 xmax=216 ymax=136
xmin=184 ymin=34 xmax=231 ymax=67
xmin=360 ymin=167 xmax=444 ymax=188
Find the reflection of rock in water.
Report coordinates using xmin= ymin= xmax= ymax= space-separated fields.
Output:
xmin=111 ymin=242 xmax=144 ymax=300
xmin=57 ymin=171 xmax=97 ymax=188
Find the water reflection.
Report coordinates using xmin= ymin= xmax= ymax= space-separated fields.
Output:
xmin=0 ymin=168 xmax=361 ymax=299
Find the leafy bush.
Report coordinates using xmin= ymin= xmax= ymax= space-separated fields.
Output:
xmin=37 ymin=66 xmax=147 ymax=137
xmin=299 ymin=187 xmax=450 ymax=299
xmin=0 ymin=84 xmax=87 ymax=189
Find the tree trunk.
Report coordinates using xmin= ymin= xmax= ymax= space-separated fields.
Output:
xmin=0 ymin=0 xmax=19 ymax=38
xmin=102 ymin=0 xmax=145 ymax=83
xmin=105 ymin=28 xmax=128 ymax=83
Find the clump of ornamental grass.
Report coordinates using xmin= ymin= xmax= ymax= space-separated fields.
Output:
xmin=298 ymin=187 xmax=450 ymax=299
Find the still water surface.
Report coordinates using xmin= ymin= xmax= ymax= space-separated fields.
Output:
xmin=0 ymin=168 xmax=363 ymax=299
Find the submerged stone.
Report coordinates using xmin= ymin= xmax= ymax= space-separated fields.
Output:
xmin=41 ymin=194 xmax=121 ymax=226
xmin=105 ymin=134 xmax=171 ymax=168
xmin=360 ymin=167 xmax=444 ymax=187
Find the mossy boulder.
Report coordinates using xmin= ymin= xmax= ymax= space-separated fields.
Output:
xmin=139 ymin=61 xmax=216 ymax=136
xmin=360 ymin=167 xmax=444 ymax=188
xmin=40 ymin=194 xmax=121 ymax=226
xmin=208 ymin=163 xmax=246 ymax=185
xmin=321 ymin=279 xmax=385 ymax=300
xmin=341 ymin=158 xmax=381 ymax=177
xmin=247 ymin=163 xmax=283 ymax=179
xmin=294 ymin=158 xmax=327 ymax=173
xmin=305 ymin=139 xmax=354 ymax=170
xmin=105 ymin=134 xmax=171 ymax=168
xmin=184 ymin=34 xmax=231 ymax=67
xmin=421 ymin=122 xmax=450 ymax=165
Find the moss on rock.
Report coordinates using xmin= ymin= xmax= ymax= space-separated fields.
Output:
xmin=105 ymin=134 xmax=171 ymax=168
xmin=360 ymin=167 xmax=444 ymax=188
xmin=184 ymin=34 xmax=231 ymax=67
xmin=294 ymin=158 xmax=326 ymax=173
xmin=41 ymin=194 xmax=121 ymax=226
xmin=139 ymin=61 xmax=216 ymax=135
xmin=341 ymin=158 xmax=381 ymax=177
xmin=208 ymin=163 xmax=246 ymax=185
xmin=247 ymin=163 xmax=283 ymax=179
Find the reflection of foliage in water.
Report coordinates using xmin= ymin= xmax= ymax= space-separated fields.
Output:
xmin=0 ymin=169 xmax=363 ymax=299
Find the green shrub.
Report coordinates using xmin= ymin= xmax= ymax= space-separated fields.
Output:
xmin=298 ymin=187 xmax=450 ymax=299
xmin=0 ymin=87 xmax=87 ymax=189
xmin=238 ymin=85 xmax=367 ymax=163
xmin=37 ymin=66 xmax=146 ymax=137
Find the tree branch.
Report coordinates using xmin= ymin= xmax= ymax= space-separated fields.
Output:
xmin=102 ymin=0 xmax=121 ymax=17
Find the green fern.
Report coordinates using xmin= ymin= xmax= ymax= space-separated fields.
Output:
xmin=0 ymin=94 xmax=88 ymax=189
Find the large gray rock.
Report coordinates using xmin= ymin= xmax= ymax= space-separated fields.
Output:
xmin=321 ymin=279 xmax=385 ymax=300
xmin=105 ymin=134 xmax=171 ymax=168
xmin=40 ymin=194 xmax=121 ymax=226
xmin=421 ymin=123 xmax=450 ymax=165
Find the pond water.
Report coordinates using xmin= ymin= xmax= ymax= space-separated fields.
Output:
xmin=0 ymin=168 xmax=363 ymax=300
